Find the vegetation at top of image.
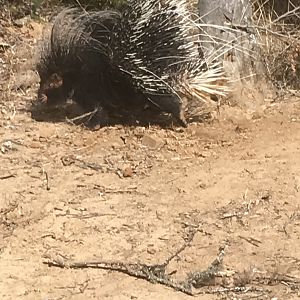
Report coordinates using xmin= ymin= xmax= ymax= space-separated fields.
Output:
xmin=1 ymin=0 xmax=128 ymax=19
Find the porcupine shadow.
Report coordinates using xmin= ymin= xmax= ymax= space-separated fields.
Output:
xmin=32 ymin=59 xmax=186 ymax=128
xmin=30 ymin=72 xmax=183 ymax=128
xmin=31 ymin=54 xmax=187 ymax=128
xmin=31 ymin=99 xmax=182 ymax=129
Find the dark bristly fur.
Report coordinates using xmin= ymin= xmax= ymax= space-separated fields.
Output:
xmin=36 ymin=1 xmax=210 ymax=127
xmin=37 ymin=8 xmax=123 ymax=109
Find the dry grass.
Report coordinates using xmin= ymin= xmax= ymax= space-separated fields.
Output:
xmin=252 ymin=0 xmax=300 ymax=91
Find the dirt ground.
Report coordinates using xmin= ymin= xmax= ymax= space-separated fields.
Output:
xmin=1 ymin=15 xmax=300 ymax=300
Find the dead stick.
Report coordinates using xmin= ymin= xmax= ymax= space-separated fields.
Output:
xmin=45 ymin=171 xmax=50 ymax=191
xmin=43 ymin=258 xmax=193 ymax=295
xmin=0 ymin=174 xmax=16 ymax=180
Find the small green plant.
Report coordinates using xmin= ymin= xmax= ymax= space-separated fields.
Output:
xmin=31 ymin=0 xmax=43 ymax=16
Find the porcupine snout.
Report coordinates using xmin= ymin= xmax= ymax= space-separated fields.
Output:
xmin=37 ymin=72 xmax=75 ymax=106
xmin=149 ymin=94 xmax=187 ymax=127
xmin=37 ymin=73 xmax=64 ymax=104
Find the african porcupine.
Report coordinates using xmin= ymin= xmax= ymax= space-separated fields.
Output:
xmin=36 ymin=1 xmax=227 ymax=126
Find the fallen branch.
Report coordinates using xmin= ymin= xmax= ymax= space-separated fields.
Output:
xmin=44 ymin=257 xmax=194 ymax=295
xmin=239 ymin=235 xmax=262 ymax=247
xmin=55 ymin=212 xmax=116 ymax=219
xmin=185 ymin=245 xmax=227 ymax=289
xmin=93 ymin=184 xmax=145 ymax=195
xmin=60 ymin=155 xmax=120 ymax=176
xmin=44 ymin=171 xmax=50 ymax=191
xmin=43 ymin=232 xmax=227 ymax=295
xmin=65 ymin=107 xmax=99 ymax=125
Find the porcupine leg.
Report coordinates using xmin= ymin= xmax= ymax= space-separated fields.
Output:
xmin=38 ymin=85 xmax=65 ymax=105
xmin=71 ymin=65 xmax=136 ymax=125
xmin=70 ymin=69 xmax=116 ymax=126
xmin=72 ymin=84 xmax=102 ymax=112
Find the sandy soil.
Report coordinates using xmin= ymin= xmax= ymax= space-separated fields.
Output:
xmin=1 ymin=17 xmax=300 ymax=300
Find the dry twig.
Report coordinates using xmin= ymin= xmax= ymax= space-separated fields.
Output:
xmin=0 ymin=173 xmax=16 ymax=180
xmin=43 ymin=231 xmax=227 ymax=296
xmin=65 ymin=107 xmax=99 ymax=125
xmin=44 ymin=171 xmax=50 ymax=191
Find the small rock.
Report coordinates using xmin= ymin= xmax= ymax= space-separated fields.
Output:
xmin=38 ymin=126 xmax=56 ymax=139
xmin=110 ymin=138 xmax=124 ymax=149
xmin=198 ymin=181 xmax=207 ymax=189
xmin=29 ymin=141 xmax=41 ymax=149
xmin=295 ymin=176 xmax=300 ymax=190
xmin=147 ymin=247 xmax=156 ymax=255
xmin=44 ymin=203 xmax=54 ymax=213
xmin=1 ymin=140 xmax=15 ymax=153
xmin=92 ymin=124 xmax=101 ymax=131
xmin=123 ymin=166 xmax=133 ymax=178
xmin=141 ymin=134 xmax=164 ymax=149
xmin=184 ymin=255 xmax=193 ymax=263
xmin=13 ymin=16 xmax=31 ymax=27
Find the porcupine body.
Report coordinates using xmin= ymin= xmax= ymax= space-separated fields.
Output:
xmin=36 ymin=1 xmax=226 ymax=126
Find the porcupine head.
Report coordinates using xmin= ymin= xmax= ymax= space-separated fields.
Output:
xmin=37 ymin=72 xmax=66 ymax=105
xmin=149 ymin=93 xmax=187 ymax=127
xmin=36 ymin=39 xmax=73 ymax=106
xmin=35 ymin=9 xmax=77 ymax=106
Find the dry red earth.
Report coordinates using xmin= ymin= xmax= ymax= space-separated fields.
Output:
xmin=1 ymin=16 xmax=300 ymax=300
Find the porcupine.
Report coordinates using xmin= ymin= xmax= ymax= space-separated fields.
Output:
xmin=36 ymin=1 xmax=227 ymax=126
